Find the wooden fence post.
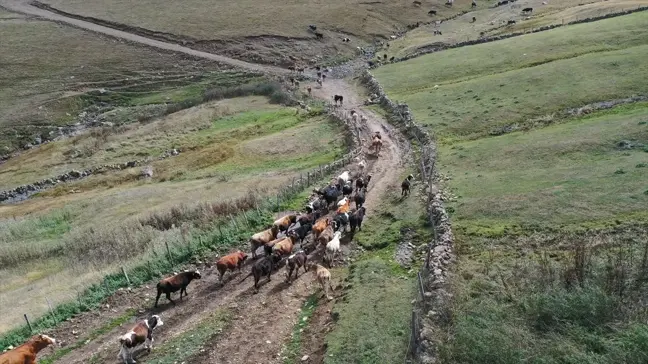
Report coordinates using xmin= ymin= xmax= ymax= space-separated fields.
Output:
xmin=24 ymin=314 xmax=33 ymax=333
xmin=165 ymin=241 xmax=173 ymax=265
xmin=242 ymin=211 xmax=250 ymax=227
xmin=229 ymin=214 xmax=239 ymax=231
xmin=307 ymin=172 xmax=311 ymax=186
xmin=418 ymin=271 xmax=425 ymax=301
xmin=46 ymin=298 xmax=57 ymax=323
xmin=121 ymin=267 xmax=131 ymax=286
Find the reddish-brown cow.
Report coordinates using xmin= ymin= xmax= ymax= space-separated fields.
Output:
xmin=0 ymin=334 xmax=56 ymax=364
xmin=215 ymin=251 xmax=248 ymax=282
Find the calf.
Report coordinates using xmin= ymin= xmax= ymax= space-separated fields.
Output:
xmin=337 ymin=170 xmax=350 ymax=188
xmin=507 ymin=20 xmax=516 ymax=25
xmin=0 ymin=334 xmax=56 ymax=364
xmin=337 ymin=198 xmax=351 ymax=214
xmin=401 ymin=174 xmax=414 ymax=197
xmin=315 ymin=32 xmax=324 ymax=39
xmin=428 ymin=10 xmax=437 ymax=15
xmin=272 ymin=232 xmax=298 ymax=259
xmin=273 ymin=214 xmax=297 ymax=232
xmin=354 ymin=188 xmax=366 ymax=209
xmin=312 ymin=263 xmax=334 ymax=300
xmin=349 ymin=206 xmax=366 ymax=234
xmin=241 ymin=256 xmax=275 ymax=292
xmin=333 ymin=95 xmax=344 ymax=105
xmin=249 ymin=226 xmax=279 ymax=258
xmin=355 ymin=177 xmax=365 ymax=192
xmin=325 ymin=231 xmax=342 ymax=267
xmin=155 ymin=270 xmax=201 ymax=307
xmin=286 ymin=250 xmax=308 ymax=282
xmin=522 ymin=7 xmax=533 ymax=13
xmin=215 ymin=251 xmax=248 ymax=282
xmin=118 ymin=315 xmax=163 ymax=364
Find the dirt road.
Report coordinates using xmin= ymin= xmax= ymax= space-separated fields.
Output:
xmin=0 ymin=0 xmax=289 ymax=74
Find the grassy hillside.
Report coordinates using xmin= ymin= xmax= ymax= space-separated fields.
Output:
xmin=375 ymin=10 xmax=648 ymax=363
xmin=39 ymin=0 xmax=475 ymax=64
xmin=0 ymin=96 xmax=345 ymax=333
xmin=0 ymin=15 xmax=244 ymax=154
xmin=375 ymin=12 xmax=648 ymax=142
xmin=387 ymin=0 xmax=648 ymax=58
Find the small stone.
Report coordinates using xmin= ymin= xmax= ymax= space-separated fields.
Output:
xmin=266 ymin=340 xmax=272 ymax=344
xmin=301 ymin=355 xmax=310 ymax=361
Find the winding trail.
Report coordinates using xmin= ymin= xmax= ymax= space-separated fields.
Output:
xmin=0 ymin=0 xmax=288 ymax=74
xmin=0 ymin=2 xmax=411 ymax=363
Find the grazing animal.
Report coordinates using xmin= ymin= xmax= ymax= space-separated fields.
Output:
xmin=365 ymin=174 xmax=372 ymax=188
xmin=472 ymin=0 xmax=477 ymax=7
xmin=306 ymin=197 xmax=326 ymax=213
xmin=428 ymin=9 xmax=437 ymax=15
xmin=288 ymin=65 xmax=295 ymax=71
xmin=522 ymin=7 xmax=533 ymax=13
xmin=317 ymin=223 xmax=336 ymax=248
xmin=155 ymin=270 xmax=201 ymax=307
xmin=368 ymin=60 xmax=375 ymax=67
xmin=309 ymin=25 xmax=317 ymax=31
xmin=295 ymin=80 xmax=300 ymax=87
xmin=307 ymin=86 xmax=312 ymax=96
xmin=507 ymin=20 xmax=516 ymax=25
xmin=298 ymin=211 xmax=319 ymax=226
xmin=0 ymin=334 xmax=56 ymax=364
xmin=216 ymin=251 xmax=248 ymax=282
xmin=471 ymin=16 xmax=476 ymax=22
xmin=498 ymin=0 xmax=509 ymax=5
xmin=272 ymin=231 xmax=299 ymax=259
xmin=313 ymin=263 xmax=334 ymax=300
xmin=337 ymin=170 xmax=350 ymax=188
xmin=249 ymin=226 xmax=279 ymax=258
xmin=342 ymin=181 xmax=353 ymax=197
xmin=354 ymin=188 xmax=366 ymax=209
xmin=336 ymin=197 xmax=350 ymax=214
xmin=351 ymin=113 xmax=358 ymax=122
xmin=360 ymin=114 xmax=368 ymax=123
xmin=390 ymin=35 xmax=397 ymax=40
xmin=355 ymin=177 xmax=365 ymax=192
xmin=273 ymin=214 xmax=297 ymax=232
xmin=241 ymin=256 xmax=274 ymax=292
xmin=333 ymin=94 xmax=344 ymax=105
xmin=313 ymin=217 xmax=331 ymax=239
xmin=317 ymin=78 xmax=323 ymax=87
xmin=118 ymin=315 xmax=163 ymax=364
xmin=333 ymin=212 xmax=349 ymax=232
xmin=383 ymin=54 xmax=388 ymax=60
xmin=325 ymin=231 xmax=342 ymax=266
xmin=413 ymin=0 xmax=422 ymax=5
xmin=358 ymin=159 xmax=367 ymax=170
xmin=372 ymin=136 xmax=383 ymax=154
xmin=289 ymin=77 xmax=295 ymax=85
xmin=314 ymin=185 xmax=340 ymax=208
xmin=389 ymin=56 xmax=395 ymax=62
xmin=286 ymin=250 xmax=308 ymax=282
xmin=349 ymin=206 xmax=366 ymax=234
xmin=291 ymin=222 xmax=313 ymax=244
xmin=315 ymin=32 xmax=324 ymax=39
xmin=401 ymin=174 xmax=414 ymax=197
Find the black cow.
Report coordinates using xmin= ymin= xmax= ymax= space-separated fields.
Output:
xmin=333 ymin=212 xmax=349 ymax=232
xmin=354 ymin=188 xmax=366 ymax=209
xmin=401 ymin=174 xmax=414 ymax=197
xmin=428 ymin=10 xmax=437 ymax=15
xmin=333 ymin=95 xmax=344 ymax=105
xmin=241 ymin=256 xmax=278 ymax=292
xmin=349 ymin=207 xmax=366 ymax=234
xmin=522 ymin=7 xmax=533 ymax=13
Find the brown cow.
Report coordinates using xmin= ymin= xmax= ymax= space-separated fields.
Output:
xmin=317 ymin=224 xmax=335 ymax=247
xmin=215 ymin=251 xmax=248 ymax=282
xmin=272 ymin=231 xmax=299 ymax=258
xmin=118 ymin=315 xmax=163 ymax=363
xmin=273 ymin=214 xmax=297 ymax=232
xmin=250 ymin=226 xmax=279 ymax=258
xmin=154 ymin=270 xmax=201 ymax=307
xmin=312 ymin=217 xmax=330 ymax=239
xmin=286 ymin=250 xmax=308 ymax=282
xmin=0 ymin=334 xmax=56 ymax=364
xmin=336 ymin=198 xmax=351 ymax=214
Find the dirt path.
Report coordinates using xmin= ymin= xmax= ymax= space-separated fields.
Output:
xmin=0 ymin=0 xmax=288 ymax=75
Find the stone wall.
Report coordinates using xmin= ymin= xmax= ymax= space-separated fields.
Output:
xmin=359 ymin=70 xmax=455 ymax=364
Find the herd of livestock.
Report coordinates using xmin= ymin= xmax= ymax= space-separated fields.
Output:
xmin=1 ymin=159 xmax=413 ymax=364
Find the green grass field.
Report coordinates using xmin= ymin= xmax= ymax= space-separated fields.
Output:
xmin=375 ymin=12 xmax=648 ymax=142
xmin=0 ymin=15 xmax=237 ymax=154
xmin=386 ymin=0 xmax=648 ymax=58
xmin=0 ymin=96 xmax=345 ymax=333
xmin=441 ymin=102 xmax=648 ymax=236
xmin=376 ymin=10 xmax=648 ymax=363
